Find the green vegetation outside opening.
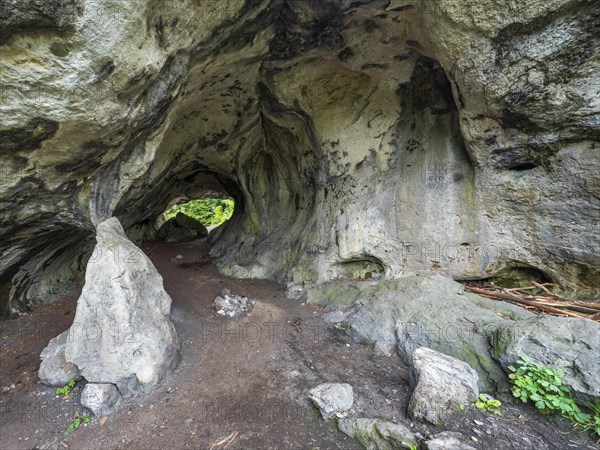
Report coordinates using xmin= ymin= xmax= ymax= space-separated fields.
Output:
xmin=163 ymin=198 xmax=234 ymax=227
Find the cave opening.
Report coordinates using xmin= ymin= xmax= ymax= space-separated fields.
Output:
xmin=156 ymin=197 xmax=235 ymax=244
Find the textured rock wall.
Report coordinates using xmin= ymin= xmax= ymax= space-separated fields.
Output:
xmin=1 ymin=0 xmax=599 ymax=313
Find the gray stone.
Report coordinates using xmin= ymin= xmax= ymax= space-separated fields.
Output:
xmin=38 ymin=330 xmax=79 ymax=387
xmin=157 ymin=217 xmax=199 ymax=243
xmin=80 ymin=383 xmax=121 ymax=417
xmin=308 ymin=383 xmax=354 ymax=420
xmin=213 ymin=290 xmax=253 ymax=318
xmin=311 ymin=275 xmax=532 ymax=392
xmin=492 ymin=315 xmax=600 ymax=401
xmin=63 ymin=217 xmax=180 ymax=396
xmin=174 ymin=213 xmax=208 ymax=236
xmin=337 ymin=418 xmax=417 ymax=450
xmin=408 ymin=347 xmax=479 ymax=426
xmin=424 ymin=432 xmax=477 ymax=450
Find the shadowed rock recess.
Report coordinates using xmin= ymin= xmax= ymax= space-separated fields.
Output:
xmin=1 ymin=0 xmax=599 ymax=316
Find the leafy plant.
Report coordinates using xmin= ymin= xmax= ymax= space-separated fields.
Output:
xmin=56 ymin=378 xmax=76 ymax=396
xmin=475 ymin=393 xmax=502 ymax=415
xmin=64 ymin=411 xmax=90 ymax=436
xmin=1 ymin=335 xmax=8 ymax=341
xmin=509 ymin=356 xmax=599 ymax=440
xmin=163 ymin=198 xmax=234 ymax=227
xmin=578 ymin=400 xmax=600 ymax=439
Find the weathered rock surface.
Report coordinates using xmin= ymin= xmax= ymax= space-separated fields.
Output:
xmin=38 ymin=330 xmax=79 ymax=386
xmin=1 ymin=0 xmax=599 ymax=315
xmin=157 ymin=213 xmax=207 ymax=243
xmin=313 ymin=275 xmax=599 ymax=399
xmin=408 ymin=347 xmax=479 ymax=426
xmin=424 ymin=432 xmax=477 ymax=450
xmin=63 ymin=217 xmax=180 ymax=395
xmin=308 ymin=383 xmax=354 ymax=420
xmin=337 ymin=418 xmax=417 ymax=450
xmin=492 ymin=315 xmax=600 ymax=401
xmin=157 ymin=218 xmax=197 ymax=243
xmin=80 ymin=382 xmax=121 ymax=417
xmin=312 ymin=275 xmax=532 ymax=391
xmin=174 ymin=212 xmax=208 ymax=235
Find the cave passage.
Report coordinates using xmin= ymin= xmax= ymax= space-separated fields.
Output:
xmin=162 ymin=198 xmax=235 ymax=229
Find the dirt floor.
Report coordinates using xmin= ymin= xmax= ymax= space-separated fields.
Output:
xmin=1 ymin=238 xmax=598 ymax=449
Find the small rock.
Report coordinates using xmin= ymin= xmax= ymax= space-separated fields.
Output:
xmin=338 ymin=418 xmax=417 ymax=449
xmin=408 ymin=347 xmax=479 ymax=425
xmin=308 ymin=383 xmax=353 ymax=420
xmin=424 ymin=431 xmax=477 ymax=450
xmin=38 ymin=330 xmax=80 ymax=387
xmin=80 ymin=383 xmax=121 ymax=417
xmin=213 ymin=290 xmax=254 ymax=318
xmin=214 ymin=296 xmax=228 ymax=309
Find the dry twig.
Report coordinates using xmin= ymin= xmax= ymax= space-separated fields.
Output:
xmin=464 ymin=284 xmax=600 ymax=323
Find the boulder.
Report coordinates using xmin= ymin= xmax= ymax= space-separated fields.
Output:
xmin=424 ymin=432 xmax=477 ymax=450
xmin=308 ymin=383 xmax=354 ymax=420
xmin=337 ymin=418 xmax=417 ymax=450
xmin=492 ymin=316 xmax=600 ymax=401
xmin=63 ymin=217 xmax=180 ymax=396
xmin=174 ymin=212 xmax=208 ymax=235
xmin=80 ymin=383 xmax=121 ymax=417
xmin=38 ymin=330 xmax=79 ymax=387
xmin=408 ymin=347 xmax=479 ymax=426
xmin=157 ymin=217 xmax=199 ymax=243
xmin=312 ymin=276 xmax=532 ymax=391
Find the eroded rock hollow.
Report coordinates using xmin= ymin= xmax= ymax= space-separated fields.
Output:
xmin=1 ymin=0 xmax=599 ymax=317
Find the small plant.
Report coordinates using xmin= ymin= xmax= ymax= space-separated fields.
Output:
xmin=1 ymin=335 xmax=8 ymax=341
xmin=508 ymin=356 xmax=581 ymax=417
xmin=577 ymin=400 xmax=600 ymax=440
xmin=64 ymin=411 xmax=90 ymax=436
xmin=56 ymin=378 xmax=76 ymax=396
xmin=509 ymin=356 xmax=599 ymax=440
xmin=334 ymin=321 xmax=352 ymax=332
xmin=475 ymin=393 xmax=502 ymax=415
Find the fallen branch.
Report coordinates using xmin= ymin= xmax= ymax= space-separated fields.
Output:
xmin=526 ymin=299 xmax=599 ymax=315
xmin=465 ymin=286 xmax=594 ymax=320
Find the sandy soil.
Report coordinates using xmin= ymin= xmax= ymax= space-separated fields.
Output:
xmin=0 ymin=238 xmax=597 ymax=449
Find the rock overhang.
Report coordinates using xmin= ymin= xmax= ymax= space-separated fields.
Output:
xmin=1 ymin=0 xmax=599 ymax=315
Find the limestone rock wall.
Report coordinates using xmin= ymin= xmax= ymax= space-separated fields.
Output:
xmin=1 ymin=0 xmax=598 ymax=313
